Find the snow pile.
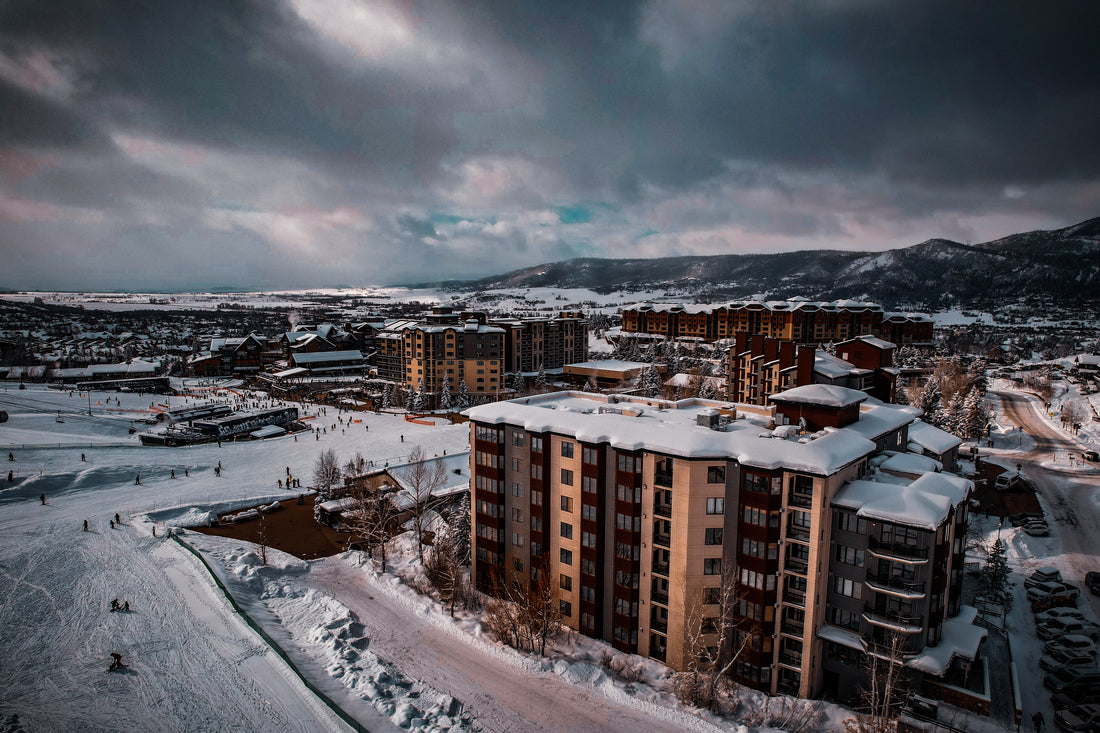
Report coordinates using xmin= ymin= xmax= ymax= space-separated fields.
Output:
xmin=221 ymin=546 xmax=472 ymax=731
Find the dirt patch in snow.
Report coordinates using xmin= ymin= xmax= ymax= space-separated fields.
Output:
xmin=194 ymin=497 xmax=350 ymax=559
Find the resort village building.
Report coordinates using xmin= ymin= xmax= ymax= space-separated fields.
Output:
xmin=466 ymin=386 xmax=984 ymax=709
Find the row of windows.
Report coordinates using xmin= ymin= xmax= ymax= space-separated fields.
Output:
xmin=617 ymin=455 xmax=642 ymax=473
xmin=744 ymin=472 xmax=781 ymax=494
xmin=615 ymin=542 xmax=641 ymax=561
xmin=476 ymin=524 xmax=501 ymax=541
xmin=613 ymin=626 xmax=637 ymax=645
xmin=474 ymin=425 xmax=501 ymax=442
xmin=475 ymin=499 xmax=498 ymax=517
xmin=614 ymin=570 xmax=639 ymax=589
xmin=474 ymin=476 xmax=502 ymax=493
xmin=827 ymin=607 xmax=860 ymax=631
xmin=740 ymin=568 xmax=776 ymax=590
xmin=581 ymin=530 xmax=597 ymax=549
xmin=615 ymin=513 xmax=641 ymax=532
xmin=616 ymin=484 xmax=642 ymax=503
xmin=614 ymin=598 xmax=639 ymax=617
xmin=741 ymin=538 xmax=776 ymax=559
xmin=703 ymin=558 xmax=722 ymax=575
xmin=581 ymin=504 xmax=597 ymax=521
xmin=475 ymin=451 xmax=501 ymax=468
xmin=743 ymin=506 xmax=778 ymax=527
xmin=836 ymin=511 xmax=869 ymax=535
xmin=832 ymin=575 xmax=863 ymax=600
xmin=835 ymin=545 xmax=865 ymax=567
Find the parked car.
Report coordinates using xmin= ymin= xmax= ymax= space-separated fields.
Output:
xmin=1029 ymin=582 xmax=1081 ymax=603
xmin=1027 ymin=567 xmax=1064 ymax=590
xmin=995 ymin=474 xmax=1011 ymax=490
xmin=1040 ymin=650 xmax=1095 ymax=672
xmin=1025 ymin=522 xmax=1051 ymax=537
xmin=1039 ymin=618 xmax=1100 ymax=641
xmin=1046 ymin=636 xmax=1097 ymax=657
xmin=1037 ymin=608 xmax=1087 ymax=625
xmin=1086 ymin=572 xmax=1100 ymax=596
xmin=1055 ymin=703 xmax=1100 ymax=732
xmin=1012 ymin=512 xmax=1045 ymax=526
xmin=1033 ymin=595 xmax=1079 ymax=613
xmin=1044 ymin=667 xmax=1100 ymax=693
xmin=1083 ymin=450 xmax=1099 ymax=462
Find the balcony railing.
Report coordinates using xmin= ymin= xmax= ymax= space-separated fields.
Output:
xmin=651 ymin=617 xmax=668 ymax=634
xmin=781 ymin=620 xmax=805 ymax=637
xmin=783 ymin=589 xmax=806 ymax=607
xmin=862 ymin=604 xmax=924 ymax=633
xmin=778 ymin=651 xmax=803 ymax=668
xmin=786 ymin=525 xmax=811 ymax=543
xmin=868 ymin=536 xmax=929 ymax=562
xmin=654 ymin=503 xmax=672 ymax=518
xmin=652 ymin=589 xmax=669 ymax=606
xmin=787 ymin=492 xmax=812 ymax=509
xmin=865 ymin=570 xmax=926 ymax=597
xmin=784 ymin=557 xmax=809 ymax=575
xmin=653 ymin=531 xmax=671 ymax=547
xmin=653 ymin=559 xmax=670 ymax=576
xmin=654 ymin=471 xmax=674 ymax=488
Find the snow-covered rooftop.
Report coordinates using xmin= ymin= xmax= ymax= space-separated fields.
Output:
xmin=290 ymin=350 xmax=364 ymax=365
xmin=906 ymin=606 xmax=987 ymax=676
xmin=832 ymin=471 xmax=971 ymax=530
xmin=467 ymin=392 xmax=888 ymax=475
xmin=771 ymin=384 xmax=868 ymax=409
xmin=813 ymin=351 xmax=870 ymax=379
xmin=908 ymin=419 xmax=963 ymax=454
xmin=880 ymin=452 xmax=942 ymax=476
xmin=847 ymin=402 xmax=920 ymax=442
xmin=564 ymin=359 xmax=651 ymax=374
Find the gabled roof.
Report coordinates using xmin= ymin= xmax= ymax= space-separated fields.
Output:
xmin=771 ymin=384 xmax=868 ymax=409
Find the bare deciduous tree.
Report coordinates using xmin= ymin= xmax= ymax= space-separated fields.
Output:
xmin=845 ymin=631 xmax=910 ymax=733
xmin=345 ymin=482 xmax=397 ymax=573
xmin=256 ymin=517 xmax=270 ymax=565
xmin=402 ymin=445 xmax=448 ymax=564
xmin=424 ymin=526 xmax=465 ymax=617
xmin=483 ymin=556 xmax=561 ymax=655
xmin=670 ymin=564 xmax=750 ymax=711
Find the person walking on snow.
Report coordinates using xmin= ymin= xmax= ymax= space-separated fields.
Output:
xmin=1033 ymin=711 xmax=1045 ymax=732
xmin=83 ymin=519 xmax=88 ymax=531
xmin=115 ymin=513 xmax=120 ymax=524
xmin=40 ymin=494 xmax=46 ymax=505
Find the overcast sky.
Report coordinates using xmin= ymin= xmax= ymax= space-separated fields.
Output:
xmin=2 ymin=0 xmax=1098 ymax=291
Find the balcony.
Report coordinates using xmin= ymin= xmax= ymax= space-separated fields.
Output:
xmin=787 ymin=492 xmax=812 ymax=509
xmin=865 ymin=570 xmax=927 ymax=598
xmin=777 ymin=679 xmax=800 ymax=696
xmin=781 ymin=620 xmax=805 ymax=637
xmin=861 ymin=604 xmax=924 ymax=634
xmin=654 ymin=503 xmax=672 ymax=518
xmin=783 ymin=589 xmax=806 ymax=607
xmin=786 ymin=525 xmax=811 ymax=543
xmin=651 ymin=589 xmax=669 ymax=606
xmin=778 ymin=650 xmax=803 ymax=669
xmin=651 ymin=616 xmax=669 ymax=634
xmin=784 ymin=557 xmax=809 ymax=575
xmin=868 ymin=536 xmax=929 ymax=563
xmin=654 ymin=471 xmax=674 ymax=488
xmin=652 ymin=558 xmax=670 ymax=576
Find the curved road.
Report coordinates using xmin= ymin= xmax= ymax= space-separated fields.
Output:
xmin=991 ymin=389 xmax=1100 ymax=609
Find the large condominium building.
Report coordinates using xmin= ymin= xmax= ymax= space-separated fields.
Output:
xmin=621 ymin=300 xmax=934 ymax=346
xmin=467 ymin=386 xmax=984 ymax=709
xmin=481 ymin=312 xmax=587 ymax=375
xmin=377 ymin=308 xmax=504 ymax=398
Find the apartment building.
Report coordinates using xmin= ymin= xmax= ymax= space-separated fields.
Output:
xmin=621 ymin=300 xmax=934 ymax=346
xmin=467 ymin=386 xmax=983 ymax=708
xmin=484 ymin=312 xmax=587 ymax=374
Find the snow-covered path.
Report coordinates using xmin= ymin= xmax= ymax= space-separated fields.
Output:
xmin=305 ymin=558 xmax=722 ymax=733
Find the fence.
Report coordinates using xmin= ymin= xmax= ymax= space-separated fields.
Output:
xmin=170 ymin=533 xmax=369 ymax=732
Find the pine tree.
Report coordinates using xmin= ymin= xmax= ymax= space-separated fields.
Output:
xmin=440 ymin=379 xmax=453 ymax=410
xmin=410 ymin=378 xmax=426 ymax=411
xmin=981 ymin=538 xmax=1012 ymax=613
xmin=643 ymin=365 xmax=662 ymax=397
xmin=382 ymin=383 xmax=394 ymax=408
xmin=511 ymin=372 xmax=527 ymax=395
xmin=961 ymin=387 xmax=986 ymax=439
xmin=456 ymin=379 xmax=470 ymax=409
xmin=534 ymin=366 xmax=548 ymax=393
xmin=917 ymin=378 xmax=942 ymax=416
xmin=452 ymin=493 xmax=471 ymax=565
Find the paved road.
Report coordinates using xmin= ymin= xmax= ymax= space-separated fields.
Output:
xmin=307 ymin=559 xmax=718 ymax=733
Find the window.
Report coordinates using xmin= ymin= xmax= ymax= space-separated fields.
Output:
xmin=708 ymin=466 xmax=725 ymax=484
xmin=560 ymin=548 xmax=573 ymax=565
xmin=511 ymin=532 xmax=524 ymax=547
xmin=511 ymin=507 xmax=524 ymax=522
xmin=531 ymin=437 xmax=544 ymax=452
xmin=580 ymin=586 xmax=595 ymax=603
xmin=511 ymin=482 xmax=524 ymax=497
xmin=512 ymin=433 xmax=525 ymax=446
xmin=743 ymin=506 xmax=778 ymax=527
xmin=832 ymin=575 xmax=863 ymax=600
xmin=580 ymin=611 xmax=595 ymax=629
xmin=582 ymin=447 xmax=598 ymax=464
xmin=705 ymin=528 xmax=723 ymax=545
xmin=561 ymin=522 xmax=573 ymax=539
xmin=616 ymin=484 xmax=641 ymax=502
xmin=581 ymin=558 xmax=596 ymax=575
xmin=560 ymin=574 xmax=572 ymax=591
xmin=512 ymin=558 xmax=524 ymax=573
xmin=530 ymin=464 xmax=543 ymax=479
xmin=617 ymin=454 xmax=641 ymax=472
xmin=835 ymin=545 xmax=865 ymax=567
xmin=561 ymin=468 xmax=574 ymax=486
xmin=561 ymin=442 xmax=574 ymax=458
xmin=581 ymin=531 xmax=597 ymax=549
xmin=582 ymin=476 xmax=597 ymax=494
xmin=827 ymin=607 xmax=861 ymax=631
xmin=530 ymin=516 xmax=542 ymax=532
xmin=531 ymin=542 xmax=543 ymax=557
xmin=740 ymin=568 xmax=776 ymax=590
xmin=705 ymin=587 xmax=722 ymax=606
xmin=614 ymin=598 xmax=638 ymax=617
xmin=560 ymin=496 xmax=573 ymax=512
xmin=475 ymin=500 xmax=499 ymax=517
xmin=615 ymin=542 xmax=639 ymax=560
xmin=511 ymin=457 xmax=521 ymax=471
xmin=706 ymin=497 xmax=724 ymax=515
xmin=581 ymin=504 xmax=597 ymax=521
xmin=560 ymin=600 xmax=572 ymax=617
xmin=704 ymin=558 xmax=722 ymax=575
xmin=836 ymin=511 xmax=869 ymax=535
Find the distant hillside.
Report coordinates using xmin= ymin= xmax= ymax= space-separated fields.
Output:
xmin=453 ymin=217 xmax=1100 ymax=309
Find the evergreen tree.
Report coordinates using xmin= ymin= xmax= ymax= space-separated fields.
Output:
xmin=917 ymin=378 xmax=942 ymax=416
xmin=961 ymin=387 xmax=987 ymax=439
xmin=981 ymin=538 xmax=1013 ymax=613
xmin=511 ymin=372 xmax=527 ymax=395
xmin=410 ymin=378 xmax=426 ymax=411
xmin=456 ymin=379 xmax=470 ymax=409
xmin=440 ymin=379 xmax=453 ymax=410
xmin=534 ymin=366 xmax=549 ymax=393
xmin=382 ymin=382 xmax=394 ymax=408
xmin=452 ymin=493 xmax=471 ymax=565
xmin=643 ymin=365 xmax=662 ymax=397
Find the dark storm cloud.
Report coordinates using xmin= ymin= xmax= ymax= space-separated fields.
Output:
xmin=1 ymin=0 xmax=1098 ymax=290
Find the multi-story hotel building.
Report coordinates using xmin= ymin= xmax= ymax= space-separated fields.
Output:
xmin=376 ymin=308 xmax=504 ymax=399
xmin=467 ymin=386 xmax=985 ymax=708
xmin=481 ymin=312 xmax=587 ymax=375
xmin=621 ymin=300 xmax=934 ymax=347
